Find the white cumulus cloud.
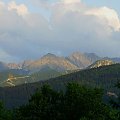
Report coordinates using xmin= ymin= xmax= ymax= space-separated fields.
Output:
xmin=8 ymin=1 xmax=29 ymax=16
xmin=0 ymin=1 xmax=5 ymax=7
xmin=0 ymin=0 xmax=120 ymax=62
xmin=85 ymin=7 xmax=120 ymax=31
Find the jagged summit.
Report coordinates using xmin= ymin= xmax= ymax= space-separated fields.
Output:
xmin=88 ymin=59 xmax=115 ymax=69
xmin=84 ymin=53 xmax=101 ymax=63
xmin=0 ymin=52 xmax=120 ymax=73
xmin=42 ymin=53 xmax=57 ymax=58
xmin=67 ymin=52 xmax=92 ymax=68
xmin=26 ymin=53 xmax=78 ymax=72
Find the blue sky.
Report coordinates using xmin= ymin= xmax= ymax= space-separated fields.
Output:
xmin=0 ymin=0 xmax=120 ymax=62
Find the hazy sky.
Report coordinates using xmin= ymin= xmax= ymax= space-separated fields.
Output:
xmin=0 ymin=0 xmax=120 ymax=62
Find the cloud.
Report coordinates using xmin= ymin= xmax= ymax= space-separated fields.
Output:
xmin=0 ymin=1 xmax=5 ymax=7
xmin=85 ymin=7 xmax=120 ymax=31
xmin=50 ymin=0 xmax=120 ymax=57
xmin=8 ymin=1 xmax=29 ymax=16
xmin=0 ymin=1 xmax=50 ymax=61
xmin=61 ymin=0 xmax=81 ymax=4
xmin=0 ymin=0 xmax=120 ymax=62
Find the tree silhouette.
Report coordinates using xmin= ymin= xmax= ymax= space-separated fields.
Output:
xmin=14 ymin=83 xmax=119 ymax=120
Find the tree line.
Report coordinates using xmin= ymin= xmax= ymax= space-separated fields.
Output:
xmin=0 ymin=82 xmax=120 ymax=120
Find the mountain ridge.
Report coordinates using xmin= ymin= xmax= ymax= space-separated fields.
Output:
xmin=0 ymin=51 xmax=120 ymax=74
xmin=26 ymin=53 xmax=79 ymax=73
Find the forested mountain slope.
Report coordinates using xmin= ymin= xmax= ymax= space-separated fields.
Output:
xmin=0 ymin=64 xmax=120 ymax=108
xmin=0 ymin=67 xmax=68 ymax=87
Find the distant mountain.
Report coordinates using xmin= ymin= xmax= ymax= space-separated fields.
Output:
xmin=66 ymin=52 xmax=92 ymax=69
xmin=20 ymin=60 xmax=34 ymax=69
xmin=0 ymin=53 xmax=79 ymax=87
xmin=66 ymin=52 xmax=102 ymax=69
xmin=111 ymin=58 xmax=120 ymax=63
xmin=26 ymin=53 xmax=79 ymax=73
xmin=7 ymin=60 xmax=34 ymax=70
xmin=0 ymin=62 xmax=9 ymax=71
xmin=101 ymin=57 xmax=120 ymax=64
xmin=88 ymin=59 xmax=115 ymax=69
xmin=1 ymin=52 xmax=120 ymax=73
xmin=7 ymin=63 xmax=22 ymax=69
xmin=84 ymin=53 xmax=101 ymax=63
xmin=0 ymin=52 xmax=119 ymax=73
xmin=1 ymin=52 xmax=120 ymax=88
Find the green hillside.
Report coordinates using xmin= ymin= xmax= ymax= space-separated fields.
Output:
xmin=0 ymin=64 xmax=120 ymax=108
xmin=0 ymin=70 xmax=24 ymax=82
xmin=46 ymin=64 xmax=120 ymax=94
xmin=0 ymin=67 xmax=69 ymax=87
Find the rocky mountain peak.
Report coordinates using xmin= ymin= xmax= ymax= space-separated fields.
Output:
xmin=67 ymin=52 xmax=92 ymax=68
xmin=84 ymin=53 xmax=101 ymax=63
xmin=42 ymin=53 xmax=57 ymax=58
xmin=88 ymin=59 xmax=115 ymax=69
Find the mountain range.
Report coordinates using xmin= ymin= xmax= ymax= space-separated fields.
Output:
xmin=0 ymin=51 xmax=119 ymax=73
xmin=0 ymin=51 xmax=119 ymax=87
xmin=0 ymin=51 xmax=120 ymax=108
